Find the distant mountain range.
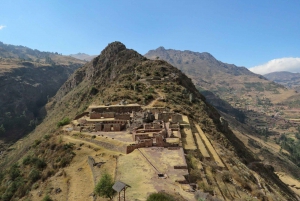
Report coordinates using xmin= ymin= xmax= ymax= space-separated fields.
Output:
xmin=145 ymin=47 xmax=295 ymax=118
xmin=264 ymin=71 xmax=300 ymax=91
xmin=69 ymin=53 xmax=97 ymax=61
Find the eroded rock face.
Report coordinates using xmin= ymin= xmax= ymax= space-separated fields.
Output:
xmin=0 ymin=63 xmax=81 ymax=140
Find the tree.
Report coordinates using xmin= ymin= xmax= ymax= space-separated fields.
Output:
xmin=94 ymin=172 xmax=115 ymax=199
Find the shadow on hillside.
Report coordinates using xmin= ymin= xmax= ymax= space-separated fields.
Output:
xmin=199 ymin=90 xmax=246 ymax=123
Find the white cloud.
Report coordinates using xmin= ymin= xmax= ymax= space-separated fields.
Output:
xmin=0 ymin=25 xmax=6 ymax=30
xmin=249 ymin=57 xmax=300 ymax=75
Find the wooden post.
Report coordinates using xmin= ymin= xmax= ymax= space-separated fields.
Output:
xmin=124 ymin=188 xmax=125 ymax=201
xmin=119 ymin=192 xmax=120 ymax=201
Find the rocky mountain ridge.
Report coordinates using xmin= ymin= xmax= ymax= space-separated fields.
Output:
xmin=144 ymin=47 xmax=293 ymax=119
xmin=0 ymin=42 xmax=297 ymax=200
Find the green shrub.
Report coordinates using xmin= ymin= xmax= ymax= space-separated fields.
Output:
xmin=2 ymin=192 xmax=13 ymax=201
xmin=29 ymin=169 xmax=41 ymax=183
xmin=57 ymin=117 xmax=71 ymax=127
xmin=189 ymin=169 xmax=202 ymax=183
xmin=31 ymin=158 xmax=47 ymax=169
xmin=0 ymin=172 xmax=4 ymax=183
xmin=33 ymin=139 xmax=41 ymax=147
xmin=23 ymin=155 xmax=32 ymax=165
xmin=90 ymin=86 xmax=99 ymax=95
xmin=44 ymin=134 xmax=51 ymax=140
xmin=9 ymin=164 xmax=20 ymax=180
xmin=59 ymin=158 xmax=69 ymax=167
xmin=144 ymin=94 xmax=153 ymax=100
xmin=148 ymin=88 xmax=155 ymax=93
xmin=222 ymin=171 xmax=232 ymax=182
xmin=63 ymin=142 xmax=75 ymax=150
xmin=3 ymin=178 xmax=25 ymax=200
xmin=42 ymin=194 xmax=53 ymax=201
xmin=32 ymin=183 xmax=39 ymax=190
xmin=147 ymin=192 xmax=175 ymax=201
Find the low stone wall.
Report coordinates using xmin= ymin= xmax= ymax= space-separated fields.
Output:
xmin=133 ymin=133 xmax=150 ymax=141
xmin=91 ymin=105 xmax=141 ymax=113
xmin=174 ymin=165 xmax=188 ymax=169
xmin=126 ymin=139 xmax=153 ymax=154
xmin=90 ymin=112 xmax=102 ymax=119
xmin=168 ymin=147 xmax=180 ymax=150
xmin=135 ymin=129 xmax=162 ymax=133
xmin=115 ymin=114 xmax=130 ymax=120
xmin=74 ymin=112 xmax=89 ymax=120
xmin=84 ymin=138 xmax=127 ymax=153
xmin=102 ymin=112 xmax=115 ymax=118
xmin=87 ymin=156 xmax=97 ymax=185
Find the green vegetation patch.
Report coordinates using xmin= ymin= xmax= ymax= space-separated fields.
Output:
xmin=147 ymin=192 xmax=176 ymax=201
xmin=0 ymin=134 xmax=75 ymax=200
xmin=57 ymin=117 xmax=71 ymax=127
xmin=94 ymin=172 xmax=115 ymax=199
xmin=244 ymin=82 xmax=264 ymax=92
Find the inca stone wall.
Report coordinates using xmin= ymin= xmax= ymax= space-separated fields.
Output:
xmin=84 ymin=138 xmax=127 ymax=153
xmin=87 ymin=156 xmax=97 ymax=184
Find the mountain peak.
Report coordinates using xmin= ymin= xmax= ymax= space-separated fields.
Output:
xmin=101 ymin=41 xmax=126 ymax=55
xmin=156 ymin=46 xmax=165 ymax=51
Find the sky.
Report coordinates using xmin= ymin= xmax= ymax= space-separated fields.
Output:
xmin=0 ymin=1 xmax=300 ymax=73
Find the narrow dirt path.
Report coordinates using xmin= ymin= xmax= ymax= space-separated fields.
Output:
xmin=145 ymin=91 xmax=164 ymax=108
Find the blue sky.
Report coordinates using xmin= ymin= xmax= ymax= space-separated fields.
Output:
xmin=0 ymin=1 xmax=299 ymax=69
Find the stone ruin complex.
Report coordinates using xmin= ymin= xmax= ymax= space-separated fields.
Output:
xmin=73 ymin=103 xmax=184 ymax=154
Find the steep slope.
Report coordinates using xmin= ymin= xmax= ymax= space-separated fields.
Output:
xmin=145 ymin=47 xmax=300 ymax=198
xmin=265 ymin=71 xmax=300 ymax=91
xmin=0 ymin=42 xmax=85 ymax=141
xmin=0 ymin=42 xmax=297 ymax=201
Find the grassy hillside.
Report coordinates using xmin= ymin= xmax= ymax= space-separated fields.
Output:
xmin=0 ymin=42 xmax=297 ymax=201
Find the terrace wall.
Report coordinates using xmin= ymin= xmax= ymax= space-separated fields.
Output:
xmin=115 ymin=114 xmax=130 ymax=120
xmin=91 ymin=105 xmax=141 ymax=113
xmin=74 ymin=112 xmax=89 ymax=120
xmin=126 ymin=139 xmax=153 ymax=154
xmin=90 ymin=112 xmax=102 ymax=119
